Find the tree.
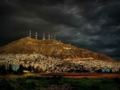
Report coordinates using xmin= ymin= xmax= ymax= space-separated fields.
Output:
xmin=17 ymin=64 xmax=24 ymax=74
xmin=8 ymin=64 xmax=13 ymax=74
xmin=28 ymin=65 xmax=33 ymax=72
xmin=0 ymin=65 xmax=7 ymax=75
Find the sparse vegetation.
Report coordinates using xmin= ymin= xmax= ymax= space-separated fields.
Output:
xmin=0 ymin=77 xmax=120 ymax=90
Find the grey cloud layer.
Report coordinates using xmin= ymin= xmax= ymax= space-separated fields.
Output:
xmin=0 ymin=0 xmax=120 ymax=60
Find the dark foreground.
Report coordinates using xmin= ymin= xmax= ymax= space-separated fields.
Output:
xmin=0 ymin=75 xmax=120 ymax=90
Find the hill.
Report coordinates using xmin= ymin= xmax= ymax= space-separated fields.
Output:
xmin=0 ymin=37 xmax=115 ymax=62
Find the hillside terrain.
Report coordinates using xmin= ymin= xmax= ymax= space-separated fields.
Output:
xmin=0 ymin=37 xmax=115 ymax=62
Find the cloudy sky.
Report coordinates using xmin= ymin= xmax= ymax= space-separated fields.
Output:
xmin=0 ymin=0 xmax=120 ymax=60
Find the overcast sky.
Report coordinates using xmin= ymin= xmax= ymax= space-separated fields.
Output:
xmin=0 ymin=0 xmax=120 ymax=60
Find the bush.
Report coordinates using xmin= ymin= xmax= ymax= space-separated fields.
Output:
xmin=0 ymin=77 xmax=120 ymax=90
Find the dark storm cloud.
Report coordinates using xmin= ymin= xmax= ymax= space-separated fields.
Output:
xmin=0 ymin=0 xmax=120 ymax=60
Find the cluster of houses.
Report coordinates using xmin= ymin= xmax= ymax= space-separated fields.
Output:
xmin=0 ymin=54 xmax=120 ymax=73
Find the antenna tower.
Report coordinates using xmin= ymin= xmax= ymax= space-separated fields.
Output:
xmin=35 ymin=32 xmax=37 ymax=39
xmin=43 ymin=33 xmax=45 ymax=40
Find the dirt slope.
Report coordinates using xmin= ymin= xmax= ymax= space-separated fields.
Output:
xmin=0 ymin=37 xmax=115 ymax=62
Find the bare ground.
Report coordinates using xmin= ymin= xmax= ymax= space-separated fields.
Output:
xmin=41 ymin=73 xmax=120 ymax=78
xmin=0 ymin=73 xmax=120 ymax=79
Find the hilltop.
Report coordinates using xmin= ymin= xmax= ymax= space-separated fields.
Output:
xmin=0 ymin=37 xmax=115 ymax=62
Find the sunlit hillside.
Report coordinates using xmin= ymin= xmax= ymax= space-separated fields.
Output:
xmin=0 ymin=37 xmax=115 ymax=62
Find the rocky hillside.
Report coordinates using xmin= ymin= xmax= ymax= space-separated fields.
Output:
xmin=0 ymin=37 xmax=115 ymax=62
